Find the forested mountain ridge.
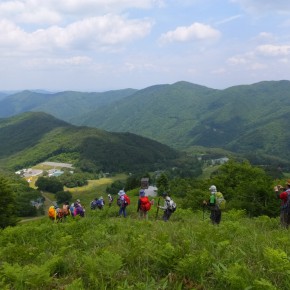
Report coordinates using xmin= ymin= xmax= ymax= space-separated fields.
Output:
xmin=0 ymin=112 xmax=181 ymax=172
xmin=0 ymin=89 xmax=137 ymax=121
xmin=78 ymin=80 xmax=290 ymax=165
xmin=1 ymin=80 xmax=290 ymax=166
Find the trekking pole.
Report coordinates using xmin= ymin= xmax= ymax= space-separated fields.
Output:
xmin=155 ymin=197 xmax=161 ymax=220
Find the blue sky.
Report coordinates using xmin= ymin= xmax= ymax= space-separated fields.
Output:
xmin=1 ymin=0 xmax=290 ymax=92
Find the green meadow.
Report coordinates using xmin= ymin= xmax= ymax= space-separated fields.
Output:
xmin=1 ymin=205 xmax=290 ymax=290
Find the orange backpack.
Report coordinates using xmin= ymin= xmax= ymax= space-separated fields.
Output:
xmin=48 ymin=206 xmax=56 ymax=219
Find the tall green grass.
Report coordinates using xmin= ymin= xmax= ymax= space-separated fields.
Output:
xmin=0 ymin=207 xmax=289 ymax=290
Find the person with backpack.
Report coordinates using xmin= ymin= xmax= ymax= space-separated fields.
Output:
xmin=158 ymin=192 xmax=176 ymax=222
xmin=117 ymin=190 xmax=130 ymax=217
xmin=48 ymin=205 xmax=64 ymax=223
xmin=62 ymin=201 xmax=70 ymax=219
xmin=274 ymin=181 xmax=290 ymax=228
xmin=74 ymin=202 xmax=85 ymax=217
xmin=108 ymin=194 xmax=113 ymax=207
xmin=137 ymin=189 xmax=152 ymax=219
xmin=90 ymin=198 xmax=98 ymax=210
xmin=48 ymin=205 xmax=57 ymax=221
xmin=203 ymin=185 xmax=222 ymax=225
xmin=96 ymin=196 xmax=105 ymax=209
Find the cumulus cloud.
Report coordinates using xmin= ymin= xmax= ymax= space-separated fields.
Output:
xmin=0 ymin=0 xmax=163 ymax=24
xmin=256 ymin=44 xmax=290 ymax=56
xmin=0 ymin=15 xmax=153 ymax=55
xmin=159 ymin=22 xmax=221 ymax=44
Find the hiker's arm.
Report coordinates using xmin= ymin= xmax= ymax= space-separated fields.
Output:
xmin=158 ymin=201 xmax=167 ymax=210
xmin=274 ymin=185 xmax=283 ymax=199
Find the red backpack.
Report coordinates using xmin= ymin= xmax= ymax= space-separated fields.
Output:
xmin=140 ymin=196 xmax=151 ymax=211
xmin=124 ymin=194 xmax=130 ymax=205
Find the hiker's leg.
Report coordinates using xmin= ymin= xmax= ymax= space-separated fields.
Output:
xmin=210 ymin=209 xmax=215 ymax=224
xmin=163 ymin=209 xmax=170 ymax=221
xmin=280 ymin=210 xmax=287 ymax=227
xmin=167 ymin=210 xmax=172 ymax=221
xmin=162 ymin=211 xmax=168 ymax=221
xmin=216 ymin=208 xmax=221 ymax=224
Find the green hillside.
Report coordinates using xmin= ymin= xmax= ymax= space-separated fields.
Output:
xmin=0 ymin=112 xmax=181 ymax=172
xmin=80 ymin=81 xmax=217 ymax=148
xmin=0 ymin=210 xmax=289 ymax=289
xmin=0 ymin=89 xmax=137 ymax=121
xmin=78 ymin=80 xmax=290 ymax=166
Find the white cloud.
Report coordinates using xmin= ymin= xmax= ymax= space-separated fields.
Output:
xmin=256 ymin=44 xmax=290 ymax=56
xmin=0 ymin=0 xmax=163 ymax=24
xmin=0 ymin=15 xmax=153 ymax=55
xmin=159 ymin=22 xmax=220 ymax=44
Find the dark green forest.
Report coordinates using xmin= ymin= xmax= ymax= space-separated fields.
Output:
xmin=0 ymin=112 xmax=187 ymax=173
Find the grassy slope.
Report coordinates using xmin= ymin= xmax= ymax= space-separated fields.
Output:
xmin=0 ymin=209 xmax=288 ymax=289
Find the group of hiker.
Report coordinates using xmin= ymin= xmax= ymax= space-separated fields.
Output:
xmin=48 ymin=199 xmax=85 ymax=222
xmin=47 ymin=188 xmax=180 ymax=222
xmin=48 ymin=184 xmax=230 ymax=223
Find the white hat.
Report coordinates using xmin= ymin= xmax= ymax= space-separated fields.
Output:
xmin=209 ymin=185 xmax=217 ymax=192
xmin=118 ymin=190 xmax=125 ymax=196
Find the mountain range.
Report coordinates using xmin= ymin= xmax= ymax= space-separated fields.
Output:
xmin=0 ymin=112 xmax=181 ymax=172
xmin=1 ymin=80 xmax=290 ymax=167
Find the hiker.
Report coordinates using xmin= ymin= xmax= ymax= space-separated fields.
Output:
xmin=91 ymin=197 xmax=104 ymax=210
xmin=62 ymin=201 xmax=70 ymax=218
xmin=90 ymin=198 xmax=98 ymax=210
xmin=48 ymin=205 xmax=64 ymax=223
xmin=158 ymin=192 xmax=176 ymax=222
xmin=274 ymin=181 xmax=290 ymax=228
xmin=70 ymin=202 xmax=75 ymax=217
xmin=108 ymin=194 xmax=113 ymax=207
xmin=96 ymin=196 xmax=105 ymax=209
xmin=203 ymin=185 xmax=222 ymax=225
xmin=117 ymin=190 xmax=130 ymax=217
xmin=48 ymin=205 xmax=57 ymax=221
xmin=137 ymin=189 xmax=152 ymax=219
xmin=74 ymin=202 xmax=85 ymax=217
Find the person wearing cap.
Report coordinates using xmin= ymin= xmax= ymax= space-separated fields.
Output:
xmin=203 ymin=185 xmax=222 ymax=225
xmin=274 ymin=181 xmax=290 ymax=228
xmin=158 ymin=192 xmax=175 ymax=222
xmin=117 ymin=190 xmax=128 ymax=217
xmin=137 ymin=189 xmax=152 ymax=219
